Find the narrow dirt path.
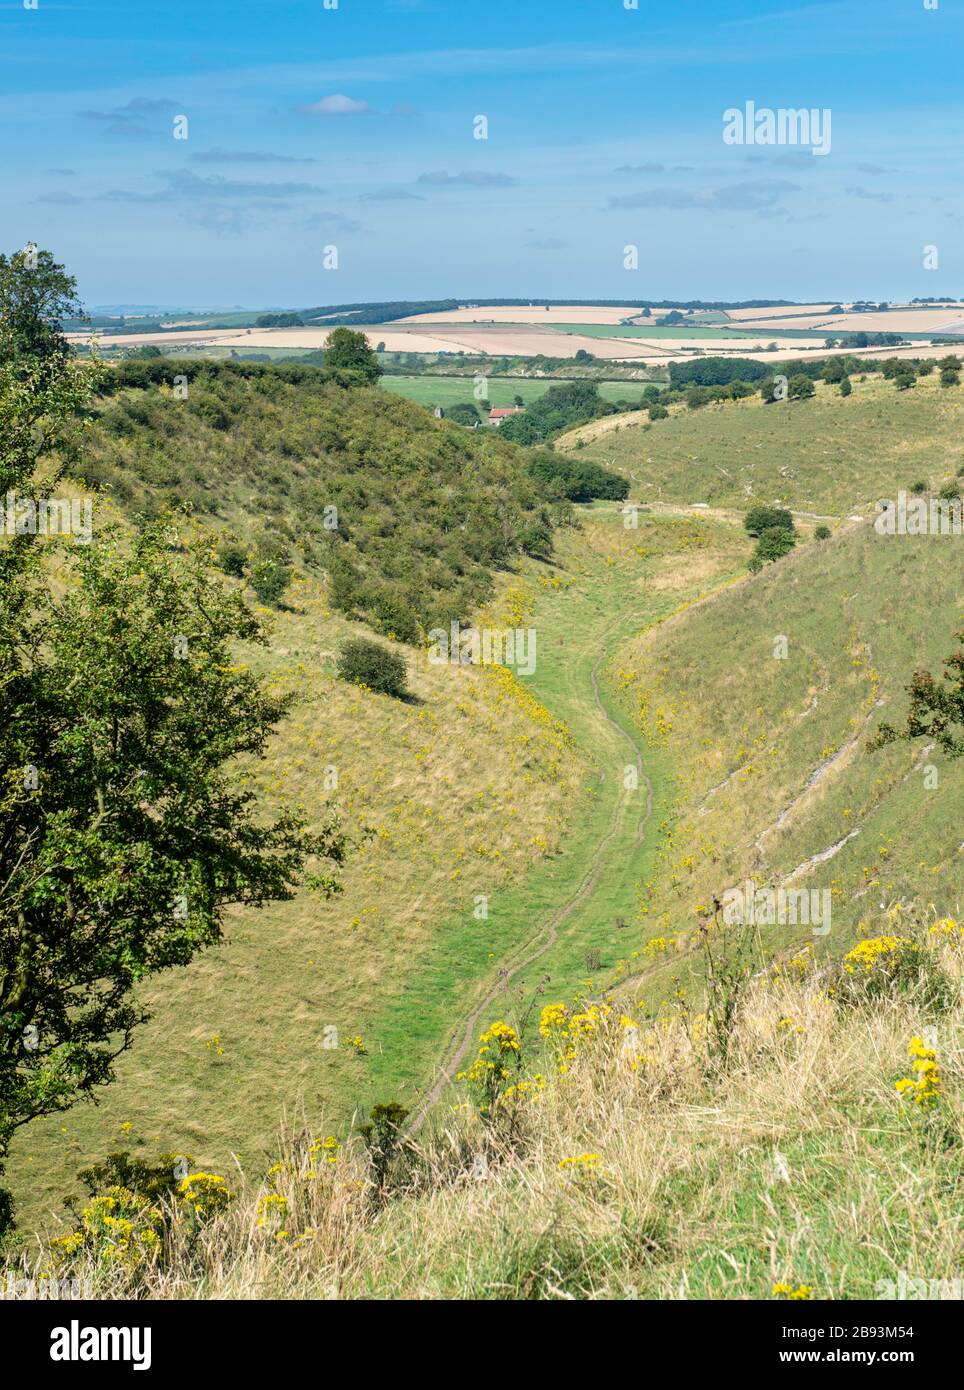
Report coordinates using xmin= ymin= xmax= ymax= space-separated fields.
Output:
xmin=406 ymin=620 xmax=654 ymax=1132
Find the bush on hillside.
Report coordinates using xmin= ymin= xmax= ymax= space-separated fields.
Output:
xmin=337 ymin=638 xmax=409 ymax=698
xmin=749 ymin=525 xmax=797 ymax=571
xmin=526 ymin=451 xmax=629 ymax=502
xmin=744 ymin=506 xmax=794 ymax=537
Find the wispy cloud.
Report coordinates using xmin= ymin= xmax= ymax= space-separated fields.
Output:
xmin=100 ymin=170 xmax=326 ymax=204
xmin=846 ymin=185 xmax=895 ymax=203
xmin=609 ymin=178 xmax=800 ymax=215
xmin=77 ymin=97 xmax=180 ymax=138
xmin=359 ymin=187 xmax=425 ymax=201
xmin=190 ymin=148 xmax=319 ymax=165
xmin=417 ymin=170 xmax=515 ymax=188
xmin=297 ymin=94 xmax=373 ymax=116
xmin=304 ymin=211 xmax=362 ymax=232
xmin=614 ymin=163 xmax=665 ymax=175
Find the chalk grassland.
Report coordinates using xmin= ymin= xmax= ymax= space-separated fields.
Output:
xmin=565 ymin=373 xmax=964 ymax=513
xmin=613 ymin=519 xmax=961 ymax=1015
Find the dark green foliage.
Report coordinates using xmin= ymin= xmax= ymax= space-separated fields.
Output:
xmin=748 ymin=525 xmax=797 ymax=571
xmin=498 ymin=381 xmax=611 ymax=444
xmin=649 ymin=402 xmax=669 ymax=420
xmin=322 ymin=327 xmax=381 ymax=382
xmin=668 ymin=357 xmax=770 ymax=387
xmin=526 ymin=451 xmax=629 ymax=503
xmin=367 ymin=591 xmax=421 ymax=644
xmin=0 ymin=246 xmax=82 ymax=367
xmin=84 ymin=366 xmax=551 ymax=635
xmin=787 ymin=374 xmax=815 ymax=400
xmin=338 ymin=638 xmax=409 ymax=698
xmin=248 ymin=558 xmax=290 ymax=605
xmin=255 ymin=313 xmax=304 ymax=328
xmin=744 ymin=507 xmax=794 ymax=538
xmin=67 ymin=1151 xmax=190 ymax=1215
xmin=839 ymin=375 xmax=852 ymax=397
xmin=0 ymin=526 xmax=346 ymax=1226
xmin=814 ymin=524 xmax=831 ymax=540
xmin=359 ymin=1102 xmax=410 ymax=1194
xmin=444 ymin=401 xmax=481 ymax=426
xmin=870 ymin=629 xmax=964 ymax=759
xmin=216 ymin=538 xmax=248 ymax=577
xmin=517 ymin=523 xmax=553 ymax=559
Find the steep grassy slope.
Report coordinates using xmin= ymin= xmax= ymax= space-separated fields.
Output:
xmin=610 ymin=520 xmax=961 ymax=1013
xmin=80 ymin=363 xmax=550 ymax=635
xmin=5 ymin=570 xmax=584 ymax=1229
xmin=564 ymin=374 xmax=964 ymax=514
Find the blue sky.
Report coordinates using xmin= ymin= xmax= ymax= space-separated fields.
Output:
xmin=2 ymin=0 xmax=962 ymax=308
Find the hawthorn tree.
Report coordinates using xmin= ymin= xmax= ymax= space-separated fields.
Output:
xmin=0 ymin=250 xmax=346 ymax=1231
xmin=870 ymin=631 xmax=964 ymax=759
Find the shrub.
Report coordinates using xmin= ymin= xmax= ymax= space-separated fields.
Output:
xmin=744 ymin=506 xmax=794 ymax=537
xmin=787 ymin=374 xmax=815 ymax=400
xmin=749 ymin=526 xmax=797 ymax=572
xmin=248 ymin=558 xmax=290 ymax=606
xmin=833 ymin=935 xmax=954 ymax=1015
xmin=217 ymin=539 xmax=248 ymax=578
xmin=369 ymin=592 xmax=421 ymax=644
xmin=814 ymin=524 xmax=831 ymax=540
xmin=338 ymin=638 xmax=409 ymax=698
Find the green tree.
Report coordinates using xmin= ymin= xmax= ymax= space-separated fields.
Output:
xmin=839 ymin=375 xmax=852 ymax=397
xmin=0 ymin=251 xmax=346 ymax=1231
xmin=0 ymin=528 xmax=346 ymax=1229
xmin=870 ymin=631 xmax=964 ymax=758
xmin=337 ymin=638 xmax=409 ymax=698
xmin=323 ymin=327 xmax=382 ymax=382
xmin=0 ymin=245 xmax=82 ymax=368
xmin=744 ymin=506 xmax=794 ymax=538
xmin=787 ymin=374 xmax=815 ymax=401
xmin=749 ymin=525 xmax=797 ymax=571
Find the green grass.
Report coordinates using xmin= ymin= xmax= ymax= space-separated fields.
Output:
xmin=569 ymin=373 xmax=964 ymax=514
xmin=612 ymin=518 xmax=963 ymax=1016
xmin=4 ymin=502 xmax=746 ymax=1230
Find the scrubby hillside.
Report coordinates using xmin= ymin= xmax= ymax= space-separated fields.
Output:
xmin=564 ymin=373 xmax=964 ymax=515
xmin=80 ymin=360 xmax=553 ymax=637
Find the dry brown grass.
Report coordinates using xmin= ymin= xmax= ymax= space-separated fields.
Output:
xmin=8 ymin=928 xmax=962 ymax=1300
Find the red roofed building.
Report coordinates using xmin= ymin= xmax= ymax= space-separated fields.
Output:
xmin=488 ymin=406 xmax=524 ymax=425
